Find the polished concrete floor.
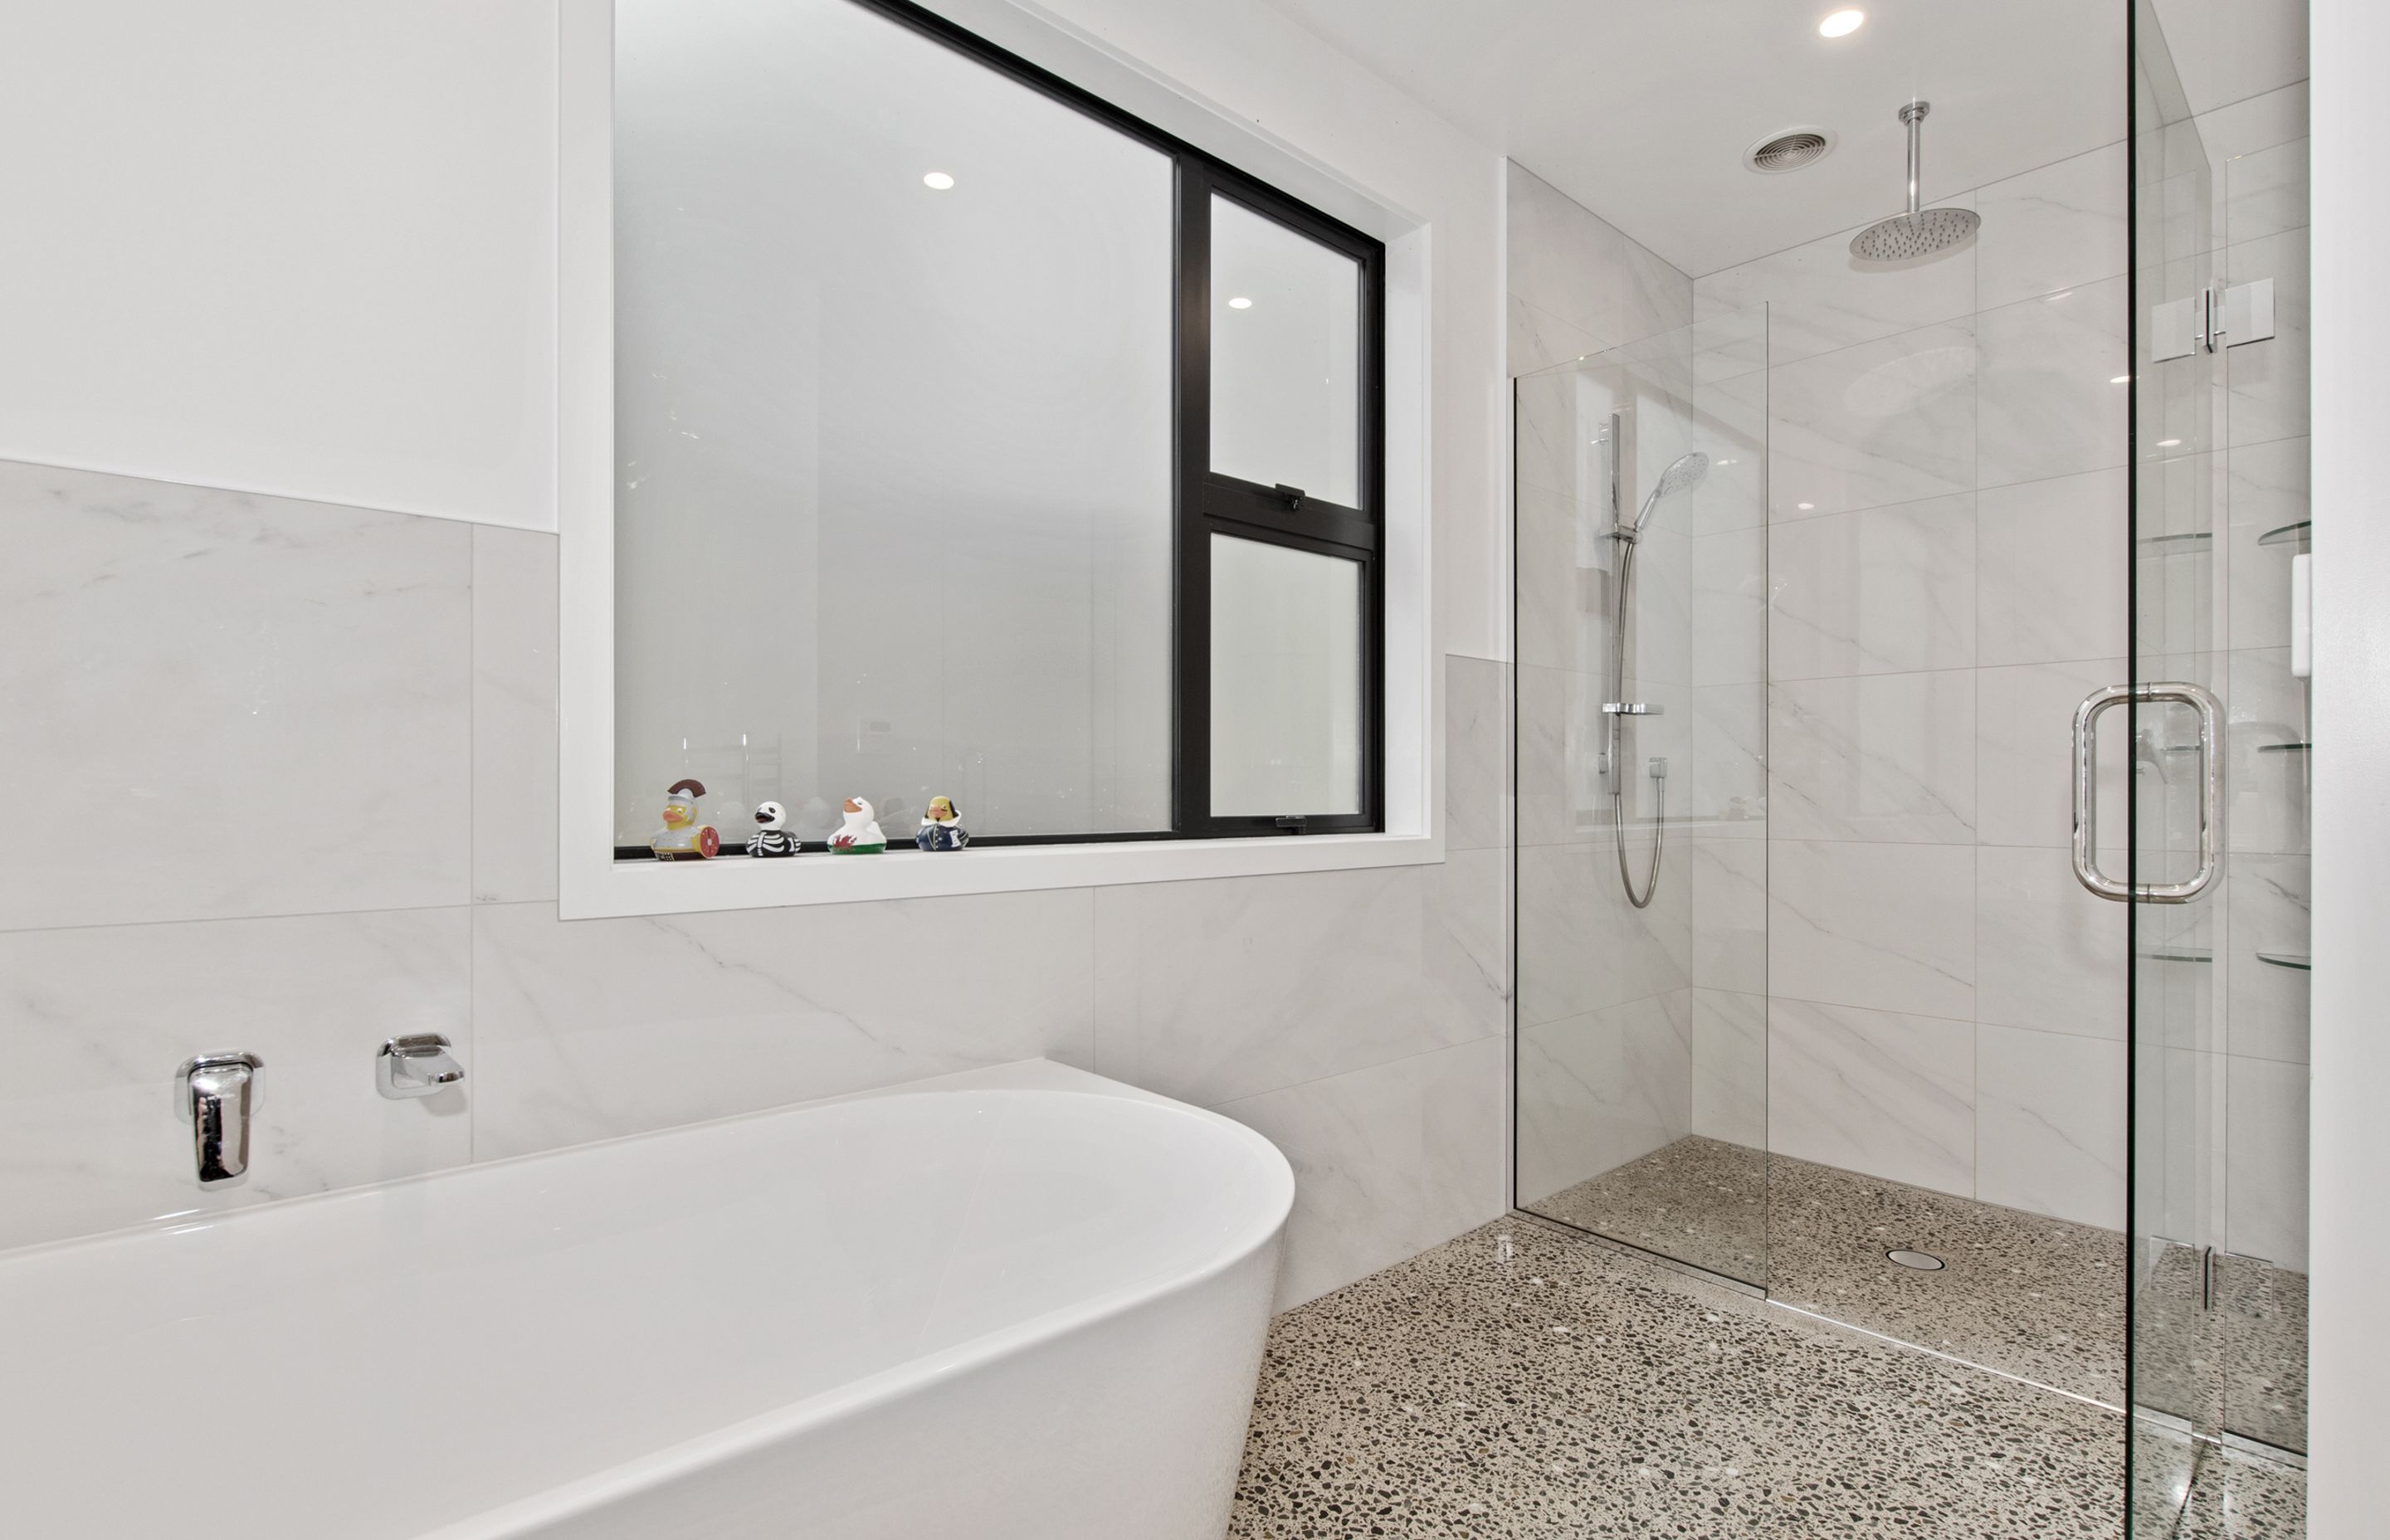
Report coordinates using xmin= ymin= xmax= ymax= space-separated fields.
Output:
xmin=1228 ymin=1216 xmax=2304 ymax=1538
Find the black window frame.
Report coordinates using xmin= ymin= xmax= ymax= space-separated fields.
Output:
xmin=614 ymin=0 xmax=1386 ymax=860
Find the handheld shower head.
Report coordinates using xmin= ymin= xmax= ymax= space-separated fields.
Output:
xmin=1627 ymin=451 xmax=1710 ymax=534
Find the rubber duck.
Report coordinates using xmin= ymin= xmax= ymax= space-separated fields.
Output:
xmin=748 ymin=800 xmax=802 ymax=858
xmin=651 ymin=779 xmax=719 ymax=860
xmin=828 ymin=797 xmax=887 ymax=855
xmin=915 ymin=796 xmax=969 ymax=852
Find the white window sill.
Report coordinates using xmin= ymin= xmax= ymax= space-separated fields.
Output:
xmin=558 ymin=831 xmax=1442 ymax=919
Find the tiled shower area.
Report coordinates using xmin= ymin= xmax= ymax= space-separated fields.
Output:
xmin=1500 ymin=7 xmax=2310 ymax=1534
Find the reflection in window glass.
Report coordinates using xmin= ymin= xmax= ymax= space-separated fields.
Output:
xmin=1207 ymin=197 xmax=1361 ymax=508
xmin=1209 ymin=534 xmax=1363 ymax=816
xmin=612 ymin=0 xmax=1174 ymax=846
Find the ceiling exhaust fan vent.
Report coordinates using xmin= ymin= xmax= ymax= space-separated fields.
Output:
xmin=1745 ymin=129 xmax=1833 ymax=174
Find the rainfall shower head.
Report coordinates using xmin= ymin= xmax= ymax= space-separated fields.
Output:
xmin=1850 ymin=101 xmax=1980 ymax=261
xmin=1627 ymin=451 xmax=1710 ymax=534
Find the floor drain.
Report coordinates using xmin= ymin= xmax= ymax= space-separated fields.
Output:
xmin=1887 ymin=1249 xmax=1946 ymax=1271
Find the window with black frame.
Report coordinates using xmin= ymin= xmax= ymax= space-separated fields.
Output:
xmin=611 ymin=0 xmax=1383 ymax=858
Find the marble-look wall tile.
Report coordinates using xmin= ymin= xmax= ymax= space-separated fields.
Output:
xmin=1976 ymin=1022 xmax=2127 ymax=1229
xmin=2226 ymin=1052 xmax=2310 ymax=1270
xmin=1769 ymin=997 xmax=1974 ymax=1196
xmin=1688 ymin=836 xmax=1768 ymax=996
xmin=2225 ymin=648 xmax=2310 ymax=855
xmin=1518 ymin=840 xmax=1687 ymax=1026
xmin=2225 ymin=229 xmax=2309 ymax=449
xmin=1769 ymin=323 xmax=1976 ymax=520
xmin=1422 ymin=846 xmax=1510 ymax=1049
xmin=2223 ymin=436 xmax=2309 ymax=653
xmin=474 ymin=894 xmax=1095 ymax=1160
xmin=0 ymin=460 xmax=472 ymax=930
xmin=473 ymin=527 xmax=558 ymax=904
xmin=1692 ymin=202 xmax=1975 ymax=368
xmin=1975 ymin=657 xmax=2130 ymax=849
xmin=1516 ymin=992 xmax=1691 ymax=1205
xmin=1506 ymin=162 xmax=1694 ymax=373
xmin=1768 ymin=494 xmax=1976 ymax=680
xmin=2224 ymin=137 xmax=2309 ymax=248
xmin=2225 ymin=853 xmax=2310 ymax=1064
xmin=1975 ymin=845 xmax=2129 ymax=1040
xmin=1689 ymin=522 xmax=1768 ymax=686
xmin=1444 ymin=654 xmax=1510 ymax=853
xmin=1768 ymin=671 xmax=1977 ymax=844
xmin=1690 ymin=987 xmax=1767 ymax=1148
xmin=1092 ymin=868 xmax=1446 ymax=1108
xmin=1769 ymin=841 xmax=1977 ymax=1021
xmin=1219 ymin=1035 xmax=1507 ymax=1309
xmin=0 ymin=908 xmax=471 ymax=1251
xmin=1973 ymin=144 xmax=2131 ymax=310
xmin=1976 ymin=278 xmax=2130 ymax=488
xmin=1977 ymin=468 xmax=2130 ymax=665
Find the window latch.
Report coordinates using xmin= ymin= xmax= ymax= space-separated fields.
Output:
xmin=1272 ymin=483 xmax=1305 ymax=511
xmin=1274 ymin=815 xmax=1310 ymax=835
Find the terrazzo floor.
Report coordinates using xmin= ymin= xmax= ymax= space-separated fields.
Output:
xmin=1527 ymin=1135 xmax=2128 ymax=1402
xmin=1228 ymin=1218 xmax=2127 ymax=1538
xmin=1227 ymin=1216 xmax=2305 ymax=1538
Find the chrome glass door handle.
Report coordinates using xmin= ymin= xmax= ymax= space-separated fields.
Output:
xmin=2072 ymin=682 xmax=2223 ymax=904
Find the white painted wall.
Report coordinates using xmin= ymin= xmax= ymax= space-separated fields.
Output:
xmin=2305 ymin=0 xmax=2388 ymax=1524
xmin=0 ymin=2 xmax=559 ymax=530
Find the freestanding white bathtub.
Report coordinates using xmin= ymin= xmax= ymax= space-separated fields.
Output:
xmin=0 ymin=1059 xmax=1293 ymax=1539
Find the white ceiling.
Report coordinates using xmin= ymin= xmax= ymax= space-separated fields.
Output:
xmin=1256 ymin=0 xmax=2131 ymax=276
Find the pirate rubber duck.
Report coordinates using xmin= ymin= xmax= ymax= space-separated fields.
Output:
xmin=650 ymin=778 xmax=720 ymax=860
xmin=915 ymin=796 xmax=969 ymax=852
xmin=827 ymin=796 xmax=887 ymax=854
xmin=748 ymin=800 xmax=802 ymax=858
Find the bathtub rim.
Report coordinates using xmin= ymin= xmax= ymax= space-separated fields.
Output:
xmin=5 ymin=1059 xmax=1295 ymax=1540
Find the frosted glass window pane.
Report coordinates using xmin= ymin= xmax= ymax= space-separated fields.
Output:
xmin=612 ymin=0 xmax=1173 ymax=846
xmin=1208 ymin=197 xmax=1361 ymax=507
xmin=1209 ymin=535 xmax=1362 ymax=816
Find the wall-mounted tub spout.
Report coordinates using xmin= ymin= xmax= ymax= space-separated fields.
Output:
xmin=378 ymin=1034 xmax=465 ymax=1099
xmin=175 ymin=1052 xmax=262 ymax=1183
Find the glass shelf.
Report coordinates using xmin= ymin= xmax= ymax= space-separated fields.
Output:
xmin=2137 ymin=531 xmax=2213 ymax=553
xmin=2256 ymin=949 xmax=2312 ymax=971
xmin=2256 ymin=519 xmax=2313 ymax=548
xmin=2143 ymin=946 xmax=2214 ymax=964
xmin=2257 ymin=742 xmax=2312 ymax=754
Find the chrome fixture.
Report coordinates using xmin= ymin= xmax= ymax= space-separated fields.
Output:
xmin=175 ymin=1052 xmax=263 ymax=1184
xmin=2071 ymin=681 xmax=2224 ymax=903
xmin=377 ymin=1033 xmax=466 ymax=1099
xmin=1849 ymin=101 xmax=1980 ymax=261
xmin=1600 ymin=413 xmax=1710 ymax=909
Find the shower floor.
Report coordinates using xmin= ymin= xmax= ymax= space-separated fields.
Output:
xmin=1527 ymin=1134 xmax=2126 ymax=1402
xmin=1227 ymin=1219 xmax=2303 ymax=1538
xmin=1227 ymin=1217 xmax=2124 ymax=1538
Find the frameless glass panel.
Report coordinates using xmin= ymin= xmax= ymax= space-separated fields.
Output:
xmin=612 ymin=0 xmax=1173 ymax=848
xmin=1208 ymin=534 xmax=1362 ymax=816
xmin=1511 ymin=304 xmax=1769 ymax=1289
xmin=1208 ymin=196 xmax=1361 ymax=507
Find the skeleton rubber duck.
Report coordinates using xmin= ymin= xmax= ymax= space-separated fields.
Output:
xmin=827 ymin=796 xmax=887 ymax=855
xmin=748 ymin=800 xmax=802 ymax=858
xmin=650 ymin=778 xmax=720 ymax=860
xmin=915 ymin=796 xmax=969 ymax=852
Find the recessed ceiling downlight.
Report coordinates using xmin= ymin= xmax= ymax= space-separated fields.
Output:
xmin=1227 ymin=296 xmax=1254 ymax=309
xmin=1745 ymin=129 xmax=1834 ymax=174
xmin=922 ymin=171 xmax=956 ymax=190
xmin=1820 ymin=9 xmax=1866 ymax=37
